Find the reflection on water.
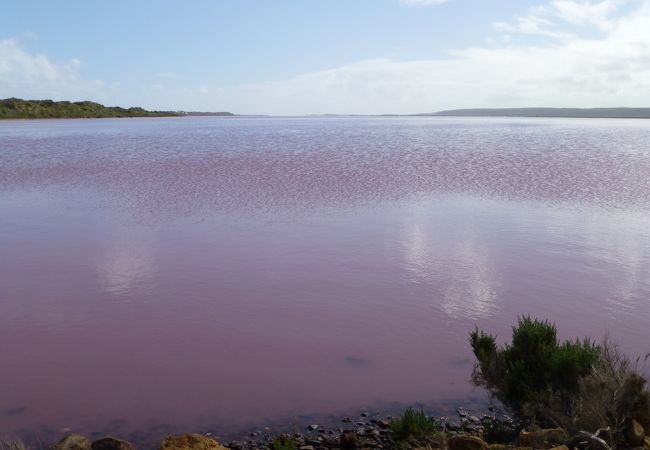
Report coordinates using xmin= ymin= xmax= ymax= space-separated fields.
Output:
xmin=400 ymin=201 xmax=500 ymax=319
xmin=1 ymin=117 xmax=650 ymax=440
xmin=440 ymin=238 xmax=500 ymax=320
xmin=97 ymin=229 xmax=155 ymax=297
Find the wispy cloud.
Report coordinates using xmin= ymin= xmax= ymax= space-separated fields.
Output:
xmin=493 ymin=0 xmax=631 ymax=38
xmin=156 ymin=72 xmax=178 ymax=80
xmin=552 ymin=0 xmax=625 ymax=30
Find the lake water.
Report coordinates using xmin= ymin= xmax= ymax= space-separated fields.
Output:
xmin=1 ymin=116 xmax=650 ymax=442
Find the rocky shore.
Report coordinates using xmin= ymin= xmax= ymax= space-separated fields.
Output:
xmin=14 ymin=405 xmax=650 ymax=450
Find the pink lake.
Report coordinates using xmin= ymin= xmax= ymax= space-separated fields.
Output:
xmin=1 ymin=116 xmax=650 ymax=443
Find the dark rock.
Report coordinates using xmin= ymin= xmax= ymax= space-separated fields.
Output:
xmin=376 ymin=420 xmax=390 ymax=429
xmin=53 ymin=434 xmax=91 ymax=450
xmin=446 ymin=422 xmax=463 ymax=432
xmin=463 ymin=425 xmax=482 ymax=434
xmin=321 ymin=437 xmax=339 ymax=448
xmin=340 ymin=432 xmax=358 ymax=450
xmin=469 ymin=416 xmax=480 ymax=424
xmin=91 ymin=437 xmax=135 ymax=450
xmin=309 ymin=425 xmax=319 ymax=431
xmin=357 ymin=438 xmax=379 ymax=448
xmin=342 ymin=418 xmax=352 ymax=423
xmin=360 ymin=413 xmax=369 ymax=418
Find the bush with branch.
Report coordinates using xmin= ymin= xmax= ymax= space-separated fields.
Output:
xmin=470 ymin=316 xmax=650 ymax=447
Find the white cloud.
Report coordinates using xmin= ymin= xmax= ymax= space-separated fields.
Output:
xmin=0 ymin=38 xmax=109 ymax=102
xmin=398 ymin=0 xmax=449 ymax=5
xmin=130 ymin=0 xmax=650 ymax=114
xmin=3 ymin=0 xmax=650 ymax=114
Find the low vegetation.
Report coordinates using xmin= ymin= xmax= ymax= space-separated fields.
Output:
xmin=470 ymin=316 xmax=600 ymax=413
xmin=389 ymin=407 xmax=441 ymax=445
xmin=0 ymin=439 xmax=27 ymax=450
xmin=270 ymin=435 xmax=297 ymax=450
xmin=470 ymin=316 xmax=650 ymax=447
xmin=0 ymin=98 xmax=179 ymax=119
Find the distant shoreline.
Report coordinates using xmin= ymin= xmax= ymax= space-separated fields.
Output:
xmin=418 ymin=107 xmax=650 ymax=119
xmin=4 ymin=98 xmax=650 ymax=120
xmin=0 ymin=98 xmax=236 ymax=120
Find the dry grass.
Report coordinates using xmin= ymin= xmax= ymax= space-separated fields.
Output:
xmin=550 ymin=337 xmax=650 ymax=448
xmin=0 ymin=438 xmax=28 ymax=450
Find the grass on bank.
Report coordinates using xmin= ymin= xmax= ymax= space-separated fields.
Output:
xmin=270 ymin=435 xmax=297 ymax=450
xmin=390 ymin=407 xmax=442 ymax=444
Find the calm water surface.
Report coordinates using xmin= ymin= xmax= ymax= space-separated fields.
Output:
xmin=1 ymin=117 xmax=650 ymax=440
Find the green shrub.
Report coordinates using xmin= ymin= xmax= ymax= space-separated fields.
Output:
xmin=470 ymin=316 xmax=600 ymax=415
xmin=389 ymin=407 xmax=441 ymax=443
xmin=270 ymin=435 xmax=296 ymax=450
xmin=481 ymin=416 xmax=518 ymax=444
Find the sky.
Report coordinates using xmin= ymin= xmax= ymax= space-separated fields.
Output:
xmin=2 ymin=0 xmax=650 ymax=115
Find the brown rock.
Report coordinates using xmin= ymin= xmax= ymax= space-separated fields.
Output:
xmin=157 ymin=434 xmax=229 ymax=450
xmin=339 ymin=432 xmax=358 ymax=450
xmin=488 ymin=445 xmax=510 ymax=450
xmin=549 ymin=446 xmax=569 ymax=450
xmin=643 ymin=436 xmax=650 ymax=450
xmin=447 ymin=435 xmax=489 ymax=450
xmin=519 ymin=429 xmax=568 ymax=448
xmin=627 ymin=420 xmax=646 ymax=447
xmin=91 ymin=438 xmax=135 ymax=450
xmin=52 ymin=434 xmax=91 ymax=450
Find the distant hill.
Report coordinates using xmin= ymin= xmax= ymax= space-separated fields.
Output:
xmin=0 ymin=98 xmax=181 ymax=119
xmin=424 ymin=108 xmax=650 ymax=118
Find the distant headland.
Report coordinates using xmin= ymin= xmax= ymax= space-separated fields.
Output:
xmin=0 ymin=98 xmax=235 ymax=119
xmin=422 ymin=107 xmax=650 ymax=118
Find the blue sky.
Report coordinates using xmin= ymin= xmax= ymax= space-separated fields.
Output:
xmin=2 ymin=0 xmax=650 ymax=114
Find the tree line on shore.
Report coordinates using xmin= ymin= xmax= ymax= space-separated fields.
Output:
xmin=0 ymin=98 xmax=180 ymax=119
